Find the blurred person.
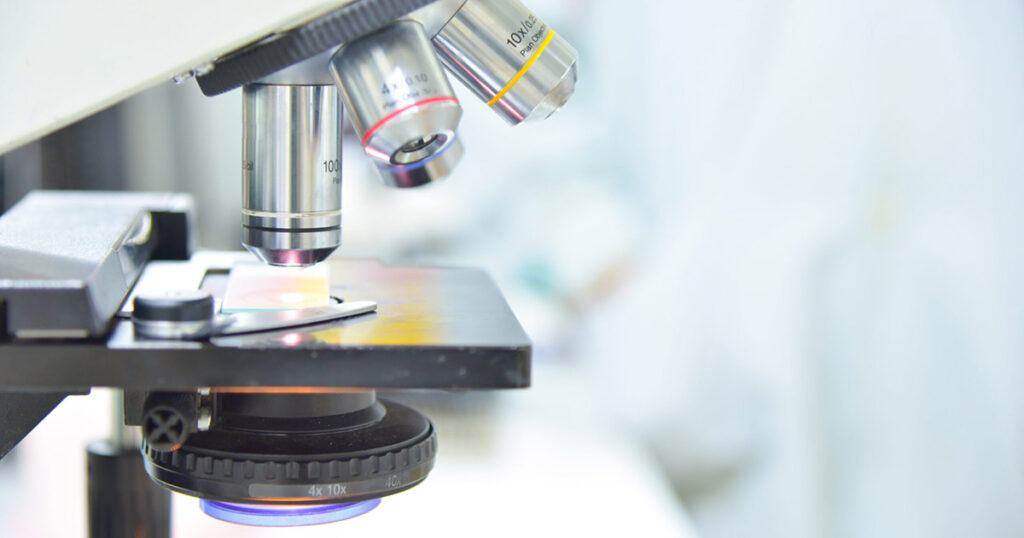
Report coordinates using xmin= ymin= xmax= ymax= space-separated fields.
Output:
xmin=578 ymin=1 xmax=1024 ymax=537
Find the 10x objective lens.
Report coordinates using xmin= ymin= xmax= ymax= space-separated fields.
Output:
xmin=433 ymin=0 xmax=578 ymax=125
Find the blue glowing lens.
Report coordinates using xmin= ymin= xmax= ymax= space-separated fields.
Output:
xmin=200 ymin=499 xmax=381 ymax=527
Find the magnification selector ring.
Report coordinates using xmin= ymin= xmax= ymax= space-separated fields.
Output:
xmin=142 ymin=399 xmax=436 ymax=506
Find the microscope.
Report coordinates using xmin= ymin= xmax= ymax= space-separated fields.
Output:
xmin=0 ymin=0 xmax=576 ymax=534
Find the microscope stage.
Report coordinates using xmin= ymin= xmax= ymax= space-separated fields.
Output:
xmin=0 ymin=255 xmax=530 ymax=391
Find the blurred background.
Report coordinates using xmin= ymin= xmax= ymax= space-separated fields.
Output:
xmin=4 ymin=0 xmax=1024 ymax=536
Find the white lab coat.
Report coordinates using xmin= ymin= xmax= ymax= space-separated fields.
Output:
xmin=581 ymin=1 xmax=1024 ymax=536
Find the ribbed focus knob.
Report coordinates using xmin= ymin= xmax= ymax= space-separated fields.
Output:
xmin=142 ymin=398 xmax=437 ymax=506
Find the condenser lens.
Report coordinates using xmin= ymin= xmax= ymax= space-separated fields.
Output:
xmin=200 ymin=499 xmax=381 ymax=527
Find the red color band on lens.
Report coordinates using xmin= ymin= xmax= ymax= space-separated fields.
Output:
xmin=361 ymin=96 xmax=459 ymax=147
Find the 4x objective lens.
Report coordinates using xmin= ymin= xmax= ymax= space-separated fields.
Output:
xmin=330 ymin=21 xmax=463 ymax=187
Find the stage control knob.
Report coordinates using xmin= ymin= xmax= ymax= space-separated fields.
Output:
xmin=132 ymin=291 xmax=216 ymax=340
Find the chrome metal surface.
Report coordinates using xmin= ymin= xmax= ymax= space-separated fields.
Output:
xmin=111 ymin=389 xmax=141 ymax=449
xmin=132 ymin=319 xmax=218 ymax=340
xmin=131 ymin=301 xmax=376 ymax=339
xmin=217 ymin=301 xmax=377 ymax=335
xmin=329 ymin=21 xmax=462 ymax=168
xmin=407 ymin=0 xmax=468 ymax=36
xmin=241 ymin=228 xmax=341 ymax=267
xmin=250 ymin=0 xmax=468 ymax=88
xmin=433 ymin=0 xmax=578 ymax=124
xmin=375 ymin=136 xmax=464 ymax=187
xmin=242 ymin=84 xmax=343 ymax=267
xmin=196 ymin=406 xmax=212 ymax=431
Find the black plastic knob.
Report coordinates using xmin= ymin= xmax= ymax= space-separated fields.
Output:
xmin=133 ymin=291 xmax=214 ymax=323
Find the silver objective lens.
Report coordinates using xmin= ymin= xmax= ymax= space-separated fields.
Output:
xmin=330 ymin=21 xmax=463 ymax=187
xmin=433 ymin=0 xmax=578 ymax=125
xmin=242 ymin=84 xmax=343 ymax=267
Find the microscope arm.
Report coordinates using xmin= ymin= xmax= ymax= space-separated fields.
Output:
xmin=0 ymin=0 xmax=356 ymax=153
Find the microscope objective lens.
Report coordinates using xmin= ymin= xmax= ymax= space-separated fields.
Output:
xmin=0 ymin=0 xmax=582 ymax=534
xmin=240 ymin=83 xmax=343 ymax=267
xmin=433 ymin=0 xmax=578 ymax=124
xmin=330 ymin=20 xmax=463 ymax=186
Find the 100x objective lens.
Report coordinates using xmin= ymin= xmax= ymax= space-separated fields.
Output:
xmin=240 ymin=83 xmax=343 ymax=267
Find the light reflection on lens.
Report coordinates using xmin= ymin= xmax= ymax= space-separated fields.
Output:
xmin=375 ymin=136 xmax=465 ymax=188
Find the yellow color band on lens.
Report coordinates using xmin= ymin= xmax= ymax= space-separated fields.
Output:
xmin=488 ymin=30 xmax=555 ymax=106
